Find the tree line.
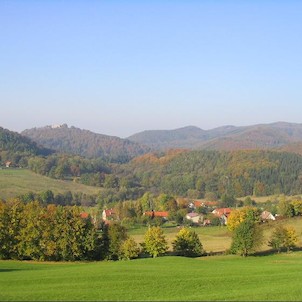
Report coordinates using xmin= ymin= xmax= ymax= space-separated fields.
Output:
xmin=0 ymin=199 xmax=204 ymax=261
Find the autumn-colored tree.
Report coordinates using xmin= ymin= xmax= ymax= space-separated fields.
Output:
xmin=227 ymin=206 xmax=261 ymax=231
xmin=269 ymin=225 xmax=298 ymax=253
xmin=172 ymin=228 xmax=203 ymax=257
xmin=290 ymin=199 xmax=302 ymax=216
xmin=143 ymin=226 xmax=168 ymax=258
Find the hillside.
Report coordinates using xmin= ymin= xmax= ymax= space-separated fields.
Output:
xmin=0 ymin=126 xmax=53 ymax=166
xmin=128 ymin=122 xmax=302 ymax=151
xmin=22 ymin=124 xmax=150 ymax=163
xmin=119 ymin=149 xmax=302 ymax=198
xmin=0 ymin=168 xmax=100 ymax=200
xmin=127 ymin=125 xmax=239 ymax=150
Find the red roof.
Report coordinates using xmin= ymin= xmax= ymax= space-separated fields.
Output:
xmin=212 ymin=208 xmax=232 ymax=217
xmin=194 ymin=200 xmax=218 ymax=207
xmin=104 ymin=209 xmax=115 ymax=216
xmin=144 ymin=211 xmax=169 ymax=218
xmin=80 ymin=212 xmax=89 ymax=219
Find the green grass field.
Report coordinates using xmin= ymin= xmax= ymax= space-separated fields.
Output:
xmin=0 ymin=169 xmax=100 ymax=200
xmin=1 ymin=253 xmax=302 ymax=301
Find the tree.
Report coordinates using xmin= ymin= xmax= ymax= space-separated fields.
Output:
xmin=290 ymin=199 xmax=302 ymax=216
xmin=230 ymin=220 xmax=263 ymax=257
xmin=143 ymin=226 xmax=168 ymax=258
xmin=227 ymin=207 xmax=261 ymax=231
xmin=119 ymin=237 xmax=140 ymax=260
xmin=278 ymin=195 xmax=294 ymax=217
xmin=283 ymin=226 xmax=298 ymax=252
xmin=269 ymin=225 xmax=298 ymax=253
xmin=107 ymin=222 xmax=128 ymax=260
xmin=172 ymin=228 xmax=203 ymax=257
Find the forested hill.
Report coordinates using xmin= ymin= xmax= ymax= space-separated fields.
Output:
xmin=118 ymin=149 xmax=302 ymax=198
xmin=127 ymin=122 xmax=302 ymax=151
xmin=22 ymin=124 xmax=150 ymax=163
xmin=127 ymin=125 xmax=239 ymax=149
xmin=0 ymin=127 xmax=52 ymax=163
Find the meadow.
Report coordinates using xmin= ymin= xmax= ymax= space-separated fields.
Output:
xmin=0 ymin=169 xmax=100 ymax=200
xmin=1 ymin=253 xmax=302 ymax=301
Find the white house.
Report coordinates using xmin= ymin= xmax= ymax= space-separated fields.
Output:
xmin=261 ymin=210 xmax=276 ymax=221
xmin=186 ymin=212 xmax=203 ymax=224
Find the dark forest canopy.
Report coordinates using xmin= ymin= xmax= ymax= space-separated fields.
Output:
xmin=118 ymin=149 xmax=302 ymax=198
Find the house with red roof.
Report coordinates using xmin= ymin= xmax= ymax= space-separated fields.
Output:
xmin=102 ymin=209 xmax=116 ymax=221
xmin=80 ymin=212 xmax=89 ymax=219
xmin=212 ymin=208 xmax=232 ymax=225
xmin=144 ymin=210 xmax=169 ymax=220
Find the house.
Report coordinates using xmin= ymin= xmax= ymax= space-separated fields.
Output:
xmin=212 ymin=208 xmax=232 ymax=225
xmin=5 ymin=161 xmax=12 ymax=168
xmin=212 ymin=208 xmax=232 ymax=217
xmin=144 ymin=210 xmax=169 ymax=220
xmin=102 ymin=209 xmax=116 ymax=221
xmin=189 ymin=200 xmax=219 ymax=209
xmin=261 ymin=210 xmax=276 ymax=221
xmin=185 ymin=212 xmax=203 ymax=224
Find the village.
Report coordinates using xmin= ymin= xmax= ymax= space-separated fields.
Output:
xmin=86 ymin=198 xmax=277 ymax=229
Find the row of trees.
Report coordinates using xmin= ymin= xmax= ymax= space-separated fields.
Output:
xmin=0 ymin=199 xmax=204 ymax=261
xmin=17 ymin=190 xmax=98 ymax=207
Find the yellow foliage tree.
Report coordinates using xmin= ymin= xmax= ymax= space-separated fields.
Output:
xmin=227 ymin=206 xmax=260 ymax=231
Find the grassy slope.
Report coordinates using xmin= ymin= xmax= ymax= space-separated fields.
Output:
xmin=1 ymin=253 xmax=302 ymax=301
xmin=0 ymin=169 xmax=100 ymax=200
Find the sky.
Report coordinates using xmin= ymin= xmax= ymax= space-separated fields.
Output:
xmin=1 ymin=0 xmax=302 ymax=137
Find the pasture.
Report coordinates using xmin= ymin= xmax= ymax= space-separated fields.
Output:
xmin=129 ymin=225 xmax=233 ymax=253
xmin=0 ymin=169 xmax=100 ymax=200
xmin=1 ymin=253 xmax=302 ymax=301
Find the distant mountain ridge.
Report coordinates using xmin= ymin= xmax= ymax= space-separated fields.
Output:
xmin=127 ymin=122 xmax=302 ymax=151
xmin=22 ymin=124 xmax=150 ymax=163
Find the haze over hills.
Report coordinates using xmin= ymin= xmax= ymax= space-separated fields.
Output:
xmin=22 ymin=124 xmax=150 ymax=163
xmin=128 ymin=122 xmax=302 ymax=151
xmin=7 ymin=121 xmax=302 ymax=163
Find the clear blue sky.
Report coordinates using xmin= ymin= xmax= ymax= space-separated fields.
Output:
xmin=1 ymin=0 xmax=301 ymax=137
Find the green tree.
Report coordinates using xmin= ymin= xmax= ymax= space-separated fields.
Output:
xmin=17 ymin=201 xmax=44 ymax=260
xmin=119 ymin=237 xmax=140 ymax=260
xmin=230 ymin=220 xmax=263 ymax=257
xmin=278 ymin=195 xmax=294 ymax=217
xmin=143 ymin=226 xmax=168 ymax=258
xmin=107 ymin=222 xmax=128 ymax=260
xmin=172 ymin=228 xmax=203 ymax=257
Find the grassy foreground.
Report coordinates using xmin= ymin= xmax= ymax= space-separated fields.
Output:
xmin=1 ymin=253 xmax=302 ymax=301
xmin=0 ymin=169 xmax=100 ymax=200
